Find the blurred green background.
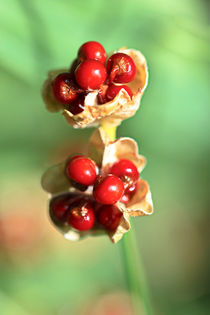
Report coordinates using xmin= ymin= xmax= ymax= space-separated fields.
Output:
xmin=0 ymin=0 xmax=209 ymax=314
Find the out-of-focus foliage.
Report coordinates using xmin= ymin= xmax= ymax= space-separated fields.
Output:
xmin=0 ymin=0 xmax=209 ymax=314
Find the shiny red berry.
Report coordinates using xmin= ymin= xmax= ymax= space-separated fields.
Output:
xmin=126 ymin=182 xmax=138 ymax=195
xmin=93 ymin=175 xmax=124 ymax=205
xmin=96 ymin=205 xmax=122 ymax=231
xmin=66 ymin=94 xmax=85 ymax=115
xmin=52 ymin=73 xmax=80 ymax=104
xmin=106 ymin=84 xmax=133 ymax=101
xmin=68 ymin=201 xmax=95 ymax=231
xmin=50 ymin=193 xmax=81 ymax=224
xmin=107 ymin=53 xmax=136 ymax=84
xmin=75 ymin=60 xmax=107 ymax=90
xmin=120 ymin=183 xmax=138 ymax=204
xmin=50 ymin=194 xmax=69 ymax=223
xmin=78 ymin=41 xmax=106 ymax=64
xmin=109 ymin=159 xmax=139 ymax=188
xmin=66 ymin=155 xmax=97 ymax=186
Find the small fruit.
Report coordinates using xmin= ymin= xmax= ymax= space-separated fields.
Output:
xmin=109 ymin=159 xmax=139 ymax=188
xmin=93 ymin=175 xmax=124 ymax=205
xmin=96 ymin=205 xmax=122 ymax=231
xmin=120 ymin=183 xmax=137 ymax=204
xmin=50 ymin=193 xmax=81 ymax=224
xmin=66 ymin=155 xmax=97 ymax=186
xmin=126 ymin=182 xmax=138 ymax=195
xmin=68 ymin=201 xmax=95 ymax=231
xmin=67 ymin=94 xmax=85 ymax=115
xmin=106 ymin=84 xmax=133 ymax=101
xmin=75 ymin=60 xmax=107 ymax=90
xmin=52 ymin=73 xmax=80 ymax=104
xmin=107 ymin=53 xmax=136 ymax=84
xmin=78 ymin=41 xmax=106 ymax=64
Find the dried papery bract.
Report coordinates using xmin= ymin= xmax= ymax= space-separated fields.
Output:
xmin=108 ymin=206 xmax=131 ymax=243
xmin=88 ymin=128 xmax=146 ymax=175
xmin=125 ymin=179 xmax=153 ymax=216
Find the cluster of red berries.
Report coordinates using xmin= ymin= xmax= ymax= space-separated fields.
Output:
xmin=50 ymin=155 xmax=140 ymax=232
xmin=52 ymin=41 xmax=136 ymax=115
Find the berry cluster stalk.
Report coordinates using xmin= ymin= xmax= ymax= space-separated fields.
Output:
xmin=120 ymin=226 xmax=153 ymax=315
xmin=101 ymin=123 xmax=153 ymax=315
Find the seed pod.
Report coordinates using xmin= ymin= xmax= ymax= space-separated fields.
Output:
xmin=41 ymin=128 xmax=153 ymax=243
xmin=42 ymin=48 xmax=148 ymax=128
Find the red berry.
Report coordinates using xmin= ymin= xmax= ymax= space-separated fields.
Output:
xmin=109 ymin=159 xmax=139 ymax=188
xmin=67 ymin=94 xmax=85 ymax=115
xmin=66 ymin=155 xmax=88 ymax=191
xmin=96 ymin=205 xmax=122 ymax=231
xmin=75 ymin=60 xmax=107 ymax=90
xmin=50 ymin=193 xmax=81 ymax=224
xmin=68 ymin=201 xmax=95 ymax=231
xmin=66 ymin=155 xmax=97 ymax=186
xmin=107 ymin=53 xmax=136 ymax=84
xmin=126 ymin=182 xmax=138 ymax=195
xmin=120 ymin=182 xmax=138 ymax=204
xmin=106 ymin=84 xmax=133 ymax=101
xmin=52 ymin=73 xmax=80 ymax=104
xmin=93 ymin=175 xmax=124 ymax=205
xmin=78 ymin=41 xmax=106 ymax=64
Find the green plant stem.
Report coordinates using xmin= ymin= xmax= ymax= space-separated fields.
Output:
xmin=100 ymin=124 xmax=152 ymax=315
xmin=119 ymin=221 xmax=153 ymax=315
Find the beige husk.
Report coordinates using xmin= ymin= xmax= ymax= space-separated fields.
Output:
xmin=42 ymin=48 xmax=148 ymax=128
xmin=41 ymin=128 xmax=153 ymax=243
